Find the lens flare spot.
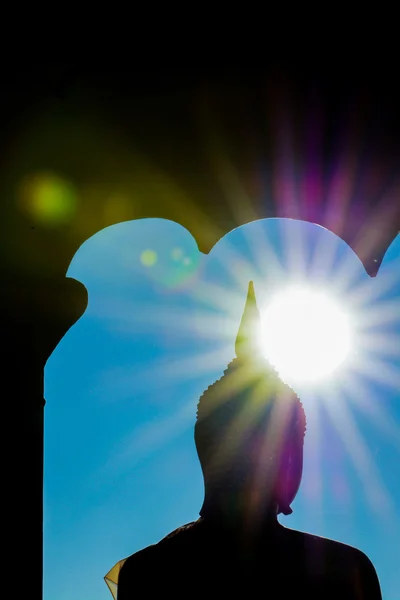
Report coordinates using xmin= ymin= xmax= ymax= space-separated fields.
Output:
xmin=18 ymin=172 xmax=77 ymax=225
xmin=171 ymin=247 xmax=184 ymax=260
xmin=142 ymin=245 xmax=201 ymax=289
xmin=140 ymin=249 xmax=158 ymax=267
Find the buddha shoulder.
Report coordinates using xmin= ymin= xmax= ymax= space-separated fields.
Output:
xmin=119 ymin=521 xmax=201 ymax=575
xmin=286 ymin=527 xmax=381 ymax=593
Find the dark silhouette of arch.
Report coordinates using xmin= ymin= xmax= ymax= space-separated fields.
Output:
xmin=109 ymin=283 xmax=382 ymax=599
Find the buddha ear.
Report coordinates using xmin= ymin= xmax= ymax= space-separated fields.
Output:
xmin=278 ymin=504 xmax=293 ymax=516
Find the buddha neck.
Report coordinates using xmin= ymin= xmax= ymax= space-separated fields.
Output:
xmin=199 ymin=482 xmax=280 ymax=536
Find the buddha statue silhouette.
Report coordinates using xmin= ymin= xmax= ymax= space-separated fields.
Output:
xmin=106 ymin=282 xmax=382 ymax=599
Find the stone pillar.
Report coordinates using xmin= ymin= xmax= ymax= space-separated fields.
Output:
xmin=2 ymin=274 xmax=87 ymax=600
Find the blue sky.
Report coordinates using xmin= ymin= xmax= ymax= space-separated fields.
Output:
xmin=44 ymin=217 xmax=400 ymax=600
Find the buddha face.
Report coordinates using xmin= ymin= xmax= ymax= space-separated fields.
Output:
xmin=239 ymin=417 xmax=304 ymax=514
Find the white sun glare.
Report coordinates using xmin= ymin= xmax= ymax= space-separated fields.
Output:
xmin=260 ymin=287 xmax=352 ymax=384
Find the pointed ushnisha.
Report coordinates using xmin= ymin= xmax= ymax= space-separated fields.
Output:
xmin=235 ymin=281 xmax=261 ymax=360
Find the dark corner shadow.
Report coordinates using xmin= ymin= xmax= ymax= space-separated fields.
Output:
xmin=105 ymin=282 xmax=382 ymax=600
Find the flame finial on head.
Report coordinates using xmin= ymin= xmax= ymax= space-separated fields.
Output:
xmin=235 ymin=281 xmax=261 ymax=360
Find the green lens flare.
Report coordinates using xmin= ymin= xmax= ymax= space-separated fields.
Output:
xmin=140 ymin=245 xmax=201 ymax=288
xmin=140 ymin=249 xmax=158 ymax=267
xmin=19 ymin=172 xmax=77 ymax=225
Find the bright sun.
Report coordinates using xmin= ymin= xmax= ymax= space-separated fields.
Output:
xmin=260 ymin=287 xmax=352 ymax=384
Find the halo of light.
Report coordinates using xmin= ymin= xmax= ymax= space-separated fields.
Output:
xmin=18 ymin=172 xmax=77 ymax=225
xmin=260 ymin=286 xmax=352 ymax=384
xmin=102 ymin=193 xmax=132 ymax=224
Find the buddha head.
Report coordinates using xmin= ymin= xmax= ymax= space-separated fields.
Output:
xmin=194 ymin=282 xmax=307 ymax=521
